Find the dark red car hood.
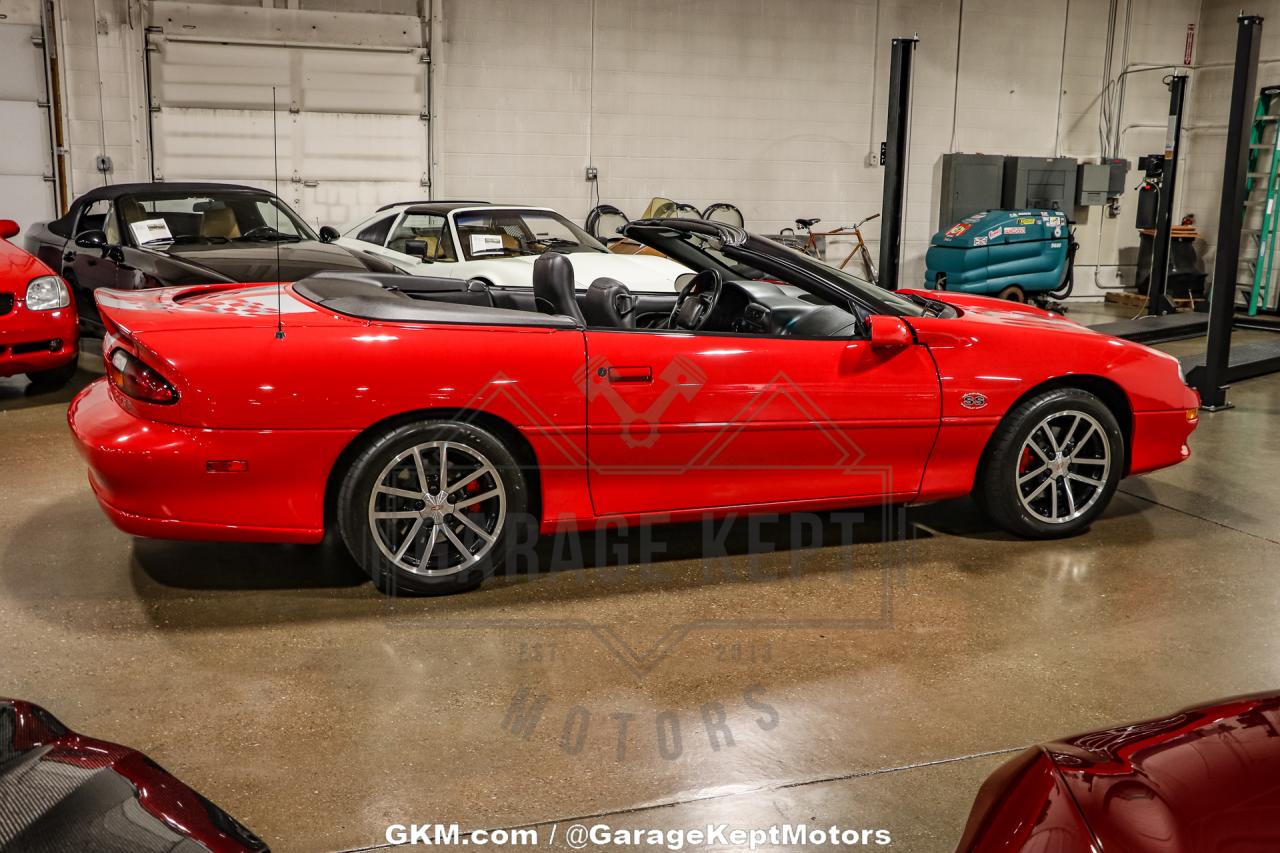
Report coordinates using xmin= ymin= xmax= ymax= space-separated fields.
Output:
xmin=0 ymin=698 xmax=268 ymax=852
xmin=147 ymin=239 xmax=387 ymax=284
xmin=1048 ymin=692 xmax=1280 ymax=851
xmin=958 ymin=692 xmax=1280 ymax=852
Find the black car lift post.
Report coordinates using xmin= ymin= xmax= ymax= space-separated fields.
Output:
xmin=1146 ymin=72 xmax=1189 ymax=317
xmin=878 ymin=36 xmax=918 ymax=291
xmin=1200 ymin=14 xmax=1264 ymax=410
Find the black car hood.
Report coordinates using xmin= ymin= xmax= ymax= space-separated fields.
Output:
xmin=149 ymin=240 xmax=389 ymax=283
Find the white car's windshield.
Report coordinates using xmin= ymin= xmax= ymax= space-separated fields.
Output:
xmin=454 ymin=209 xmax=607 ymax=260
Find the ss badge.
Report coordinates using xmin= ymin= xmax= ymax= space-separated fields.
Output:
xmin=961 ymin=392 xmax=988 ymax=409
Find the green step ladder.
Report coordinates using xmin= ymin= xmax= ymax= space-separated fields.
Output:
xmin=1240 ymin=85 xmax=1280 ymax=315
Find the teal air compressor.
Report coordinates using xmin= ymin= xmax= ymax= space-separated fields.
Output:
xmin=923 ymin=210 xmax=1077 ymax=304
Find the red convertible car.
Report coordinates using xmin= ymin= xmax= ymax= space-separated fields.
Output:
xmin=67 ymin=219 xmax=1198 ymax=594
xmin=956 ymin=692 xmax=1280 ymax=851
xmin=0 ymin=219 xmax=78 ymax=389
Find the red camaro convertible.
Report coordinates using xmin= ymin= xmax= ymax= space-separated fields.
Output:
xmin=0 ymin=219 xmax=78 ymax=389
xmin=68 ymin=219 xmax=1198 ymax=594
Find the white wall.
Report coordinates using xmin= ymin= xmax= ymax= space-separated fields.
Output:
xmin=40 ymin=0 xmax=1219 ymax=293
xmin=435 ymin=0 xmax=1203 ymax=291
xmin=0 ymin=6 xmax=58 ymax=232
xmin=54 ymin=0 xmax=151 ymax=194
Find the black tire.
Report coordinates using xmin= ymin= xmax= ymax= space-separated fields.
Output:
xmin=976 ymin=388 xmax=1124 ymax=539
xmin=26 ymin=357 xmax=78 ymax=391
xmin=336 ymin=420 xmax=532 ymax=595
xmin=997 ymin=285 xmax=1027 ymax=303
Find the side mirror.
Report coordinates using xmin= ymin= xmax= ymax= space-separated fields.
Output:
xmin=0 ymin=220 xmax=19 ymax=240
xmin=318 ymin=225 xmax=340 ymax=243
xmin=869 ymin=315 xmax=913 ymax=350
xmin=403 ymin=240 xmax=428 ymax=259
xmin=74 ymin=230 xmax=109 ymax=251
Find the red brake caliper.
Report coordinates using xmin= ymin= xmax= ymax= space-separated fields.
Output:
xmin=1018 ymin=446 xmax=1034 ymax=475
xmin=466 ymin=479 xmax=482 ymax=512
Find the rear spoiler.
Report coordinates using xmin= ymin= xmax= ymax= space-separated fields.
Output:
xmin=95 ymin=282 xmax=287 ymax=338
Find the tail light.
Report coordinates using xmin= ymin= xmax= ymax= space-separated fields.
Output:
xmin=107 ymin=348 xmax=178 ymax=404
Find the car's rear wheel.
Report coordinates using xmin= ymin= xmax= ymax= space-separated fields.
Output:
xmin=337 ymin=420 xmax=530 ymax=595
xmin=26 ymin=357 xmax=78 ymax=391
xmin=976 ymin=388 xmax=1123 ymax=538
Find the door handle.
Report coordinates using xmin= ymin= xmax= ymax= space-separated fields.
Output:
xmin=606 ymin=366 xmax=652 ymax=383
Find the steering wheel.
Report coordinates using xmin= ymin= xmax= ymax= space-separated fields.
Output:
xmin=668 ymin=269 xmax=723 ymax=331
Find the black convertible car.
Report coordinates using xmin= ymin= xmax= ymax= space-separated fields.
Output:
xmin=26 ymin=182 xmax=400 ymax=335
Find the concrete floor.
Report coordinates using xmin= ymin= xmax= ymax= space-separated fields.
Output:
xmin=3 ymin=305 xmax=1279 ymax=852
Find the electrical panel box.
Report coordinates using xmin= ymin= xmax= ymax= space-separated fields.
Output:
xmin=936 ymin=153 xmax=1006 ymax=230
xmin=1002 ymin=156 xmax=1078 ymax=212
xmin=1105 ymin=158 xmax=1130 ymax=196
xmin=1077 ymin=164 xmax=1112 ymax=205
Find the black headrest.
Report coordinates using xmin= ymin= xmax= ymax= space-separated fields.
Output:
xmin=583 ymin=277 xmax=635 ymax=328
xmin=532 ymin=253 xmax=583 ymax=324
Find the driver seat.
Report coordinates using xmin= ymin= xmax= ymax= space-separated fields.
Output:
xmin=583 ymin=277 xmax=636 ymax=328
xmin=532 ymin=253 xmax=584 ymax=324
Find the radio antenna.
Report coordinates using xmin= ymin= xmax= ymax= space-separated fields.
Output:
xmin=272 ymin=85 xmax=285 ymax=341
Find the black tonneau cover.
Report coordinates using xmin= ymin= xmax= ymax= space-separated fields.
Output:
xmin=294 ymin=272 xmax=579 ymax=328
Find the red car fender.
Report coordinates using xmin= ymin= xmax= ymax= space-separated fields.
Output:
xmin=906 ymin=302 xmax=1197 ymax=500
xmin=955 ymin=747 xmax=1099 ymax=852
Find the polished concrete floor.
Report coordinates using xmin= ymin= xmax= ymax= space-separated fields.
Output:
xmin=3 ymin=306 xmax=1279 ymax=852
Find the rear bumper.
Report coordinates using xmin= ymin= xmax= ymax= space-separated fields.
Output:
xmin=68 ymin=378 xmax=354 ymax=543
xmin=0 ymin=305 xmax=78 ymax=376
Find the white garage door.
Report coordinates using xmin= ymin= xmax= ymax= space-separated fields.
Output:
xmin=146 ymin=35 xmax=429 ymax=231
xmin=0 ymin=23 xmax=56 ymax=234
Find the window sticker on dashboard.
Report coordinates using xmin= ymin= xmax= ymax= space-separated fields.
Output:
xmin=470 ymin=234 xmax=505 ymax=255
xmin=130 ymin=218 xmax=173 ymax=244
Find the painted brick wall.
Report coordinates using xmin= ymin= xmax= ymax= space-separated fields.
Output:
xmin=436 ymin=0 xmax=1203 ymax=291
xmin=55 ymin=0 xmax=150 ymax=197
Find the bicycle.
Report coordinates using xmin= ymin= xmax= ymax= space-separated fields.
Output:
xmin=785 ymin=213 xmax=880 ymax=285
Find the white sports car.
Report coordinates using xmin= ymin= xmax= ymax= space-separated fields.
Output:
xmin=337 ymin=201 xmax=690 ymax=291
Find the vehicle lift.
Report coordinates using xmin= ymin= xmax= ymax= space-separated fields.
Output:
xmin=1090 ymin=15 xmax=1280 ymax=409
xmin=879 ymin=36 xmax=917 ymax=291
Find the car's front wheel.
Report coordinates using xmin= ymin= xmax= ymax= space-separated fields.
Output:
xmin=337 ymin=420 xmax=531 ymax=595
xmin=976 ymin=388 xmax=1123 ymax=538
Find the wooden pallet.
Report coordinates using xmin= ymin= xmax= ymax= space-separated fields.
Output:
xmin=1104 ymin=291 xmax=1147 ymax=306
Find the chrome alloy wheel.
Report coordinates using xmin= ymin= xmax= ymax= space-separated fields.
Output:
xmin=1015 ymin=410 xmax=1111 ymax=525
xmin=367 ymin=440 xmax=506 ymax=576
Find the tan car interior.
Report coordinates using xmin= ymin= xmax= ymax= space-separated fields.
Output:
xmin=200 ymin=207 xmax=242 ymax=239
xmin=105 ymin=198 xmax=148 ymax=244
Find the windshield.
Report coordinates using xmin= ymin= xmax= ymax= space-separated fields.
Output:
xmin=740 ymin=235 xmax=928 ymax=317
xmin=453 ymin=209 xmax=607 ymax=260
xmin=116 ymin=192 xmax=316 ymax=246
xmin=624 ymin=222 xmax=928 ymax=318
